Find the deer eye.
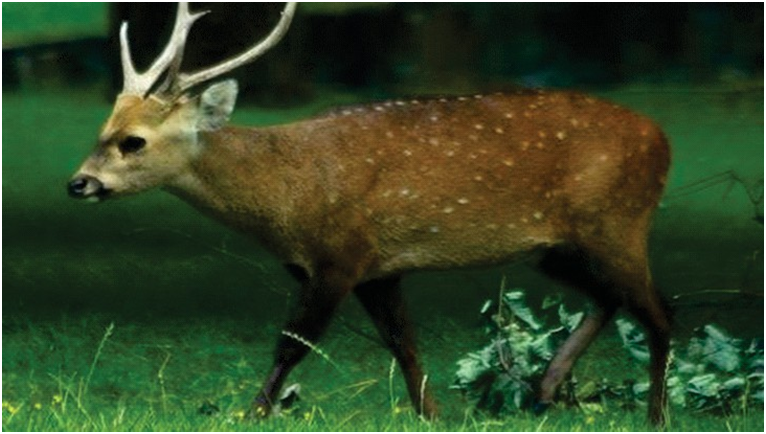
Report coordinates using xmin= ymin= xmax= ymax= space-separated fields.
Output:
xmin=119 ymin=136 xmax=146 ymax=154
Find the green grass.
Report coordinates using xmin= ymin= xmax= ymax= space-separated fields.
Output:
xmin=3 ymin=313 xmax=763 ymax=431
xmin=3 ymin=85 xmax=763 ymax=431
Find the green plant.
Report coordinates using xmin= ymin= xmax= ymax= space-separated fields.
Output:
xmin=452 ymin=288 xmax=584 ymax=414
xmin=453 ymin=287 xmax=764 ymax=417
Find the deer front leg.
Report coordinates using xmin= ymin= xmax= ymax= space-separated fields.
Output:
xmin=252 ymin=265 xmax=353 ymax=418
xmin=354 ymin=276 xmax=437 ymax=418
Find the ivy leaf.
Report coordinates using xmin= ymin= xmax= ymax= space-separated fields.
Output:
xmin=616 ymin=318 xmax=650 ymax=364
xmin=503 ymin=291 xmax=542 ymax=331
xmin=699 ymin=325 xmax=742 ymax=372
xmin=558 ymin=304 xmax=584 ymax=333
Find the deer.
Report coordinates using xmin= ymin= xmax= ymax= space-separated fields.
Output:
xmin=68 ymin=2 xmax=672 ymax=425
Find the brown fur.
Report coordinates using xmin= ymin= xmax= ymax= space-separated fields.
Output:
xmin=167 ymin=91 xmax=668 ymax=280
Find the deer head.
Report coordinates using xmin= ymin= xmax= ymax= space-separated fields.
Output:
xmin=68 ymin=2 xmax=297 ymax=201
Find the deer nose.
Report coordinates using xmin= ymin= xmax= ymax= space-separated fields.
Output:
xmin=67 ymin=175 xmax=104 ymax=199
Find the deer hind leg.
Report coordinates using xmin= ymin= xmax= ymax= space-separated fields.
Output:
xmin=604 ymin=253 xmax=671 ymax=426
xmin=354 ymin=276 xmax=437 ymax=418
xmin=578 ymin=226 xmax=672 ymax=426
xmin=535 ymin=246 xmax=621 ymax=410
xmin=251 ymin=264 xmax=355 ymax=418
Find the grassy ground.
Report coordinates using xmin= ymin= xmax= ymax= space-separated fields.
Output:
xmin=3 ymin=85 xmax=763 ymax=431
xmin=3 ymin=314 xmax=762 ymax=431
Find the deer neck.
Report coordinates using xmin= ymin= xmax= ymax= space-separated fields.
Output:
xmin=164 ymin=125 xmax=304 ymax=257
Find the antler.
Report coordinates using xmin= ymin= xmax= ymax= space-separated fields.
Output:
xmin=175 ymin=2 xmax=297 ymax=94
xmin=120 ymin=2 xmax=207 ymax=96
xmin=119 ymin=2 xmax=297 ymax=98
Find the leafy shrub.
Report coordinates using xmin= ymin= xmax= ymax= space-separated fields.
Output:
xmin=453 ymin=288 xmax=764 ymax=415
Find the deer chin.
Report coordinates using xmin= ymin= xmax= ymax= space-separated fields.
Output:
xmin=78 ymin=187 xmax=113 ymax=204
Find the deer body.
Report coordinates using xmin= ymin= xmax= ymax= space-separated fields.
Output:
xmin=166 ymin=91 xmax=668 ymax=280
xmin=69 ymin=2 xmax=672 ymax=425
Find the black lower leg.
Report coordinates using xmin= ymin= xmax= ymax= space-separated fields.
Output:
xmin=354 ymin=276 xmax=437 ymax=417
xmin=252 ymin=271 xmax=350 ymax=417
xmin=629 ymin=300 xmax=671 ymax=426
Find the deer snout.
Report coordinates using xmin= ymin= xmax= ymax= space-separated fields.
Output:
xmin=67 ymin=175 xmax=108 ymax=201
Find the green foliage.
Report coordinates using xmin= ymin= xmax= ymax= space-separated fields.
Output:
xmin=454 ymin=289 xmax=764 ymax=418
xmin=616 ymin=321 xmax=764 ymax=413
xmin=452 ymin=289 xmax=584 ymax=414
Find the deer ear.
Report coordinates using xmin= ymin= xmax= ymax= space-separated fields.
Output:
xmin=196 ymin=80 xmax=238 ymax=131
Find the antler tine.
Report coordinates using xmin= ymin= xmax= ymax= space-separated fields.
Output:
xmin=120 ymin=2 xmax=208 ymax=96
xmin=174 ymin=2 xmax=297 ymax=94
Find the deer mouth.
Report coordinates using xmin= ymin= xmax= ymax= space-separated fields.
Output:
xmin=67 ymin=175 xmax=112 ymax=202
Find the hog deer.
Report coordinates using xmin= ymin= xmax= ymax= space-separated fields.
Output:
xmin=68 ymin=2 xmax=671 ymax=425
